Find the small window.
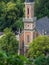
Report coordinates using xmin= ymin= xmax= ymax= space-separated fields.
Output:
xmin=27 ymin=35 xmax=30 ymax=43
xmin=27 ymin=8 xmax=29 ymax=15
xmin=22 ymin=41 xmax=24 ymax=49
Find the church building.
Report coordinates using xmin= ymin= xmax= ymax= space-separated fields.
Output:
xmin=19 ymin=0 xmax=49 ymax=55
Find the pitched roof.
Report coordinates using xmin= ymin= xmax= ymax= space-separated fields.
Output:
xmin=36 ymin=16 xmax=49 ymax=35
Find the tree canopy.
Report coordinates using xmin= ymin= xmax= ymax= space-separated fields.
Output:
xmin=28 ymin=36 xmax=49 ymax=59
xmin=34 ymin=55 xmax=49 ymax=65
xmin=0 ymin=28 xmax=19 ymax=56
xmin=0 ymin=0 xmax=24 ymax=32
xmin=0 ymin=51 xmax=28 ymax=65
xmin=0 ymin=28 xmax=29 ymax=65
xmin=34 ymin=55 xmax=46 ymax=65
xmin=35 ymin=0 xmax=49 ymax=19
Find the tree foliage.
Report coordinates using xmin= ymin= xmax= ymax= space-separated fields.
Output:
xmin=35 ymin=0 xmax=49 ymax=19
xmin=34 ymin=55 xmax=49 ymax=65
xmin=34 ymin=55 xmax=46 ymax=65
xmin=28 ymin=36 xmax=49 ymax=59
xmin=7 ymin=55 xmax=28 ymax=65
xmin=0 ymin=51 xmax=7 ymax=65
xmin=0 ymin=51 xmax=28 ymax=65
xmin=0 ymin=0 xmax=24 ymax=32
xmin=0 ymin=28 xmax=29 ymax=65
xmin=0 ymin=28 xmax=19 ymax=56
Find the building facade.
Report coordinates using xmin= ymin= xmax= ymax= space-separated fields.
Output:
xmin=20 ymin=0 xmax=37 ymax=55
xmin=20 ymin=0 xmax=49 ymax=55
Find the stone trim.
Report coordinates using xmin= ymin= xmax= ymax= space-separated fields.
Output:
xmin=24 ymin=28 xmax=36 ymax=31
xmin=24 ymin=2 xmax=35 ymax=5
xmin=23 ymin=17 xmax=37 ymax=22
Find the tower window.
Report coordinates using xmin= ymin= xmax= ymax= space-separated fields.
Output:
xmin=22 ymin=41 xmax=24 ymax=49
xmin=27 ymin=35 xmax=30 ymax=43
xmin=27 ymin=8 xmax=29 ymax=15
xmin=27 ymin=8 xmax=29 ymax=18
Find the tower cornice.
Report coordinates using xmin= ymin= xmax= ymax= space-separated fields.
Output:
xmin=23 ymin=17 xmax=37 ymax=22
xmin=24 ymin=2 xmax=35 ymax=5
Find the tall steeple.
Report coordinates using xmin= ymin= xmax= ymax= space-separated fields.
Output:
xmin=23 ymin=0 xmax=36 ymax=55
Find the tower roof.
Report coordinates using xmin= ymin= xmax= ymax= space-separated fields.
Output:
xmin=25 ymin=0 xmax=34 ymax=2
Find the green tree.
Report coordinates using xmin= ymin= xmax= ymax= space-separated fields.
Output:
xmin=0 ymin=28 xmax=29 ymax=65
xmin=35 ymin=0 xmax=49 ymax=19
xmin=0 ymin=51 xmax=7 ymax=65
xmin=34 ymin=55 xmax=47 ymax=65
xmin=7 ymin=55 xmax=29 ymax=65
xmin=28 ymin=36 xmax=49 ymax=59
xmin=0 ymin=1 xmax=24 ymax=32
xmin=0 ymin=28 xmax=19 ymax=56
xmin=46 ymin=56 xmax=49 ymax=65
xmin=0 ymin=0 xmax=24 ymax=3
xmin=34 ymin=55 xmax=49 ymax=65
xmin=12 ymin=18 xmax=24 ymax=31
xmin=0 ymin=51 xmax=29 ymax=65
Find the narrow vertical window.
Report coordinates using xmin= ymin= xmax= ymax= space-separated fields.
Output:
xmin=27 ymin=8 xmax=29 ymax=18
xmin=27 ymin=35 xmax=30 ymax=43
xmin=22 ymin=41 xmax=24 ymax=49
xmin=27 ymin=8 xmax=29 ymax=15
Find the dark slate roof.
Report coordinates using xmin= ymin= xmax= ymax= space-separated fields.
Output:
xmin=36 ymin=16 xmax=49 ymax=35
xmin=25 ymin=0 xmax=34 ymax=2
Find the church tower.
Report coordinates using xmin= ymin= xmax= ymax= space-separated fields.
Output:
xmin=23 ymin=0 xmax=36 ymax=54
